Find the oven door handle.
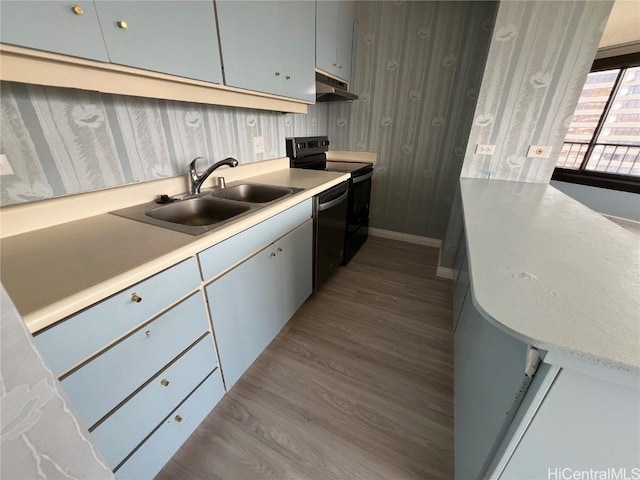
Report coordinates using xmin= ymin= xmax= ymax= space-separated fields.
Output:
xmin=352 ymin=170 xmax=374 ymax=184
xmin=318 ymin=189 xmax=349 ymax=211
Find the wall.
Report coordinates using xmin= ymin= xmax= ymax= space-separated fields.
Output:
xmin=460 ymin=0 xmax=613 ymax=183
xmin=441 ymin=0 xmax=614 ymax=268
xmin=550 ymin=181 xmax=640 ymax=221
xmin=0 ymin=82 xmax=328 ymax=206
xmin=327 ymin=1 xmax=498 ymax=239
xmin=0 ymin=285 xmax=114 ymax=479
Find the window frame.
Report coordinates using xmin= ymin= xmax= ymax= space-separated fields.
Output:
xmin=552 ymin=52 xmax=640 ymax=194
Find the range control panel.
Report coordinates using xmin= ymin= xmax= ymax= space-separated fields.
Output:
xmin=286 ymin=136 xmax=330 ymax=159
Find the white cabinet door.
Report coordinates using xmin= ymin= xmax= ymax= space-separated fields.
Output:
xmin=94 ymin=1 xmax=223 ymax=83
xmin=499 ymin=368 xmax=640 ymax=479
xmin=454 ymin=293 xmax=531 ymax=479
xmin=275 ymin=219 xmax=313 ymax=324
xmin=205 ymin=217 xmax=313 ymax=390
xmin=0 ymin=1 xmax=109 ymax=61
xmin=315 ymin=1 xmax=339 ymax=76
xmin=315 ymin=0 xmax=353 ymax=82
xmin=335 ymin=2 xmax=353 ymax=82
xmin=216 ymin=1 xmax=315 ymax=101
xmin=206 ymin=245 xmax=279 ymax=390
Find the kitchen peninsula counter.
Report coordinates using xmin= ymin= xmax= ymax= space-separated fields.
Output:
xmin=460 ymin=178 xmax=640 ymax=373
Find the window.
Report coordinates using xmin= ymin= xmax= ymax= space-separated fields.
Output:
xmin=553 ymin=53 xmax=640 ymax=193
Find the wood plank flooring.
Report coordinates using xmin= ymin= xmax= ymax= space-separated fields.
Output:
xmin=157 ymin=236 xmax=454 ymax=479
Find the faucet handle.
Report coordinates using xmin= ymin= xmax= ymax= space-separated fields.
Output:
xmin=189 ymin=156 xmax=204 ymax=171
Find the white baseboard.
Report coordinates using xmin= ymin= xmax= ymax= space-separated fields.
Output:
xmin=436 ymin=266 xmax=454 ymax=280
xmin=368 ymin=227 xmax=442 ymax=248
xmin=368 ymin=227 xmax=453 ymax=280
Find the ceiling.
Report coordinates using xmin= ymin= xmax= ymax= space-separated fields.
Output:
xmin=599 ymin=0 xmax=640 ymax=48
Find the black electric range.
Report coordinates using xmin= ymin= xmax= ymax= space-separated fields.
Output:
xmin=286 ymin=136 xmax=373 ymax=265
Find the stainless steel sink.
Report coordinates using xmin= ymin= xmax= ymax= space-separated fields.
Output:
xmin=111 ymin=196 xmax=258 ymax=235
xmin=146 ymin=197 xmax=249 ymax=226
xmin=210 ymin=183 xmax=299 ymax=203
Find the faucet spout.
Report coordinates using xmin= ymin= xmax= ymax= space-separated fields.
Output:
xmin=188 ymin=156 xmax=238 ymax=195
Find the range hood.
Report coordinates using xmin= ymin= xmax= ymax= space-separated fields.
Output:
xmin=315 ymin=72 xmax=358 ymax=102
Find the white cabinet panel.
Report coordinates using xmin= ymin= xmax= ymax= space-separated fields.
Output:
xmin=199 ymin=199 xmax=312 ymax=282
xmin=0 ymin=1 xmax=110 ymax=61
xmin=217 ymin=1 xmax=315 ymax=101
xmin=205 ymin=216 xmax=313 ymax=390
xmin=94 ymin=1 xmax=223 ymax=83
xmin=315 ymin=0 xmax=353 ymax=82
xmin=115 ymin=369 xmax=225 ymax=480
xmin=454 ymin=293 xmax=530 ymax=479
xmin=92 ymin=335 xmax=217 ymax=469
xmin=62 ymin=292 xmax=209 ymax=427
xmin=34 ymin=257 xmax=200 ymax=376
xmin=276 ymin=219 xmax=313 ymax=323
xmin=500 ymin=369 xmax=640 ymax=479
xmin=206 ymin=246 xmax=280 ymax=389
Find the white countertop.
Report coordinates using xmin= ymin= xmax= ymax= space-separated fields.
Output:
xmin=461 ymin=178 xmax=640 ymax=373
xmin=1 ymin=165 xmax=349 ymax=333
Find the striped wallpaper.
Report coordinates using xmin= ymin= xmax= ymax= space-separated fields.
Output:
xmin=0 ymin=82 xmax=328 ymax=206
xmin=329 ymin=1 xmax=498 ymax=240
xmin=442 ymin=0 xmax=614 ymax=268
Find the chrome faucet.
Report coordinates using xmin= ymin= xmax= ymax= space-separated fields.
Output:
xmin=188 ymin=156 xmax=238 ymax=195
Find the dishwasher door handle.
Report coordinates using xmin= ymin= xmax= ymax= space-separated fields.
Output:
xmin=352 ymin=170 xmax=373 ymax=184
xmin=319 ymin=189 xmax=349 ymax=211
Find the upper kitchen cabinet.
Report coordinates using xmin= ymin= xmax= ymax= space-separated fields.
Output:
xmin=216 ymin=1 xmax=316 ymax=102
xmin=0 ymin=1 xmax=109 ymax=61
xmin=316 ymin=1 xmax=353 ymax=82
xmin=94 ymin=1 xmax=223 ymax=83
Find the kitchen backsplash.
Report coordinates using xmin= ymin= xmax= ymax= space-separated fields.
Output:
xmin=328 ymin=1 xmax=498 ymax=240
xmin=0 ymin=82 xmax=328 ymax=206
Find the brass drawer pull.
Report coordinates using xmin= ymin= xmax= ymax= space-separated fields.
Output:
xmin=160 ymin=379 xmax=170 ymax=387
xmin=117 ymin=20 xmax=128 ymax=29
xmin=71 ymin=5 xmax=83 ymax=15
xmin=131 ymin=293 xmax=142 ymax=303
xmin=175 ymin=414 xmax=183 ymax=422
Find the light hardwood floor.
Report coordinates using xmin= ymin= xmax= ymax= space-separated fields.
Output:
xmin=157 ymin=236 xmax=454 ymax=479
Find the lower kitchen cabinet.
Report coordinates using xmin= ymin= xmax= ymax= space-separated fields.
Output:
xmin=206 ymin=219 xmax=313 ymax=389
xmin=115 ymin=369 xmax=225 ymax=480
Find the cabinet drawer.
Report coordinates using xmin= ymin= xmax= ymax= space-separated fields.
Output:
xmin=92 ymin=334 xmax=218 ymax=469
xmin=115 ymin=369 xmax=225 ymax=480
xmin=199 ymin=199 xmax=312 ymax=281
xmin=35 ymin=257 xmax=200 ymax=376
xmin=61 ymin=292 xmax=209 ymax=428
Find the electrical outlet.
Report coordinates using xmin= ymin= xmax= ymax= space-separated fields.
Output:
xmin=527 ymin=145 xmax=552 ymax=158
xmin=475 ymin=144 xmax=495 ymax=155
xmin=253 ymin=136 xmax=265 ymax=155
xmin=0 ymin=154 xmax=14 ymax=175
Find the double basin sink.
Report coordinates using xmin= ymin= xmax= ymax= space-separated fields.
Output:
xmin=111 ymin=183 xmax=302 ymax=235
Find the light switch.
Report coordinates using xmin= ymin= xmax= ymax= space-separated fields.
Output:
xmin=253 ymin=136 xmax=265 ymax=155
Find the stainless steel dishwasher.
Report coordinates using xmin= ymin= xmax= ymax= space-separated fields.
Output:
xmin=314 ymin=181 xmax=349 ymax=292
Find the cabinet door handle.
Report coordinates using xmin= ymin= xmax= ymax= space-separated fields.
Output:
xmin=160 ymin=379 xmax=170 ymax=387
xmin=175 ymin=415 xmax=183 ymax=422
xmin=117 ymin=20 xmax=128 ymax=29
xmin=71 ymin=5 xmax=83 ymax=15
xmin=131 ymin=293 xmax=142 ymax=303
xmin=274 ymin=72 xmax=280 ymax=77
xmin=145 ymin=330 xmax=151 ymax=337
xmin=277 ymin=247 xmax=283 ymax=252
xmin=270 ymin=252 xmax=276 ymax=257
xmin=333 ymin=63 xmax=337 ymax=66
xmin=285 ymin=75 xmax=291 ymax=80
